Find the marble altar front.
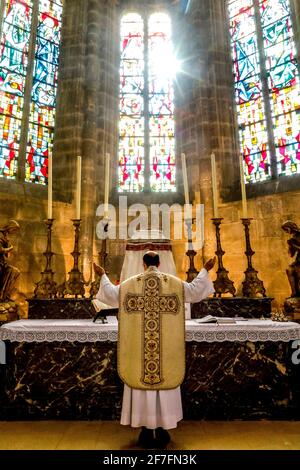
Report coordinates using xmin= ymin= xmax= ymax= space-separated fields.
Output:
xmin=0 ymin=318 xmax=300 ymax=420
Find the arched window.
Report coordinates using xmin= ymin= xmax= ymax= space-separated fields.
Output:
xmin=228 ymin=0 xmax=300 ymax=183
xmin=0 ymin=0 xmax=63 ymax=184
xmin=119 ymin=12 xmax=177 ymax=193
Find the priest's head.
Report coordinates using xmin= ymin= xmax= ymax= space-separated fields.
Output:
xmin=143 ymin=251 xmax=160 ymax=270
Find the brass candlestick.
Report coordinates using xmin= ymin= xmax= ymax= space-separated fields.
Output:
xmin=185 ymin=218 xmax=199 ymax=282
xmin=212 ymin=218 xmax=236 ymax=297
xmin=241 ymin=218 xmax=266 ymax=297
xmin=34 ymin=219 xmax=57 ymax=299
xmin=90 ymin=220 xmax=110 ymax=298
xmin=58 ymin=219 xmax=85 ymax=298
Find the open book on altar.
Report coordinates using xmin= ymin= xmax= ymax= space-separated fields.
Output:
xmin=91 ymin=299 xmax=118 ymax=314
xmin=196 ymin=315 xmax=247 ymax=324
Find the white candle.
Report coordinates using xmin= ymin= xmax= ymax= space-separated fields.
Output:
xmin=104 ymin=152 xmax=110 ymax=218
xmin=239 ymin=154 xmax=248 ymax=218
xmin=47 ymin=155 xmax=52 ymax=219
xmin=76 ymin=155 xmax=81 ymax=219
xmin=181 ymin=153 xmax=189 ymax=205
xmin=211 ymin=152 xmax=219 ymax=218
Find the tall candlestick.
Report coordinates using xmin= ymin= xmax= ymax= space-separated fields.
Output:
xmin=48 ymin=155 xmax=52 ymax=219
xmin=76 ymin=155 xmax=81 ymax=219
xmin=104 ymin=152 xmax=110 ymax=218
xmin=181 ymin=153 xmax=189 ymax=205
xmin=239 ymin=154 xmax=248 ymax=218
xmin=211 ymin=152 xmax=219 ymax=218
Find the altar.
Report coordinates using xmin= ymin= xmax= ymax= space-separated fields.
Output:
xmin=1 ymin=318 xmax=300 ymax=421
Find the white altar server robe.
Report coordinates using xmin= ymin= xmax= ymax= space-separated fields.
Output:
xmin=96 ymin=268 xmax=214 ymax=429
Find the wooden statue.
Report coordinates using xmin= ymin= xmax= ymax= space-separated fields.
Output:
xmin=0 ymin=220 xmax=20 ymax=301
xmin=282 ymin=221 xmax=300 ymax=298
xmin=282 ymin=221 xmax=300 ymax=321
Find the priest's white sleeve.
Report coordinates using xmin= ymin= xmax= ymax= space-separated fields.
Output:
xmin=96 ymin=274 xmax=120 ymax=308
xmin=183 ymin=268 xmax=215 ymax=303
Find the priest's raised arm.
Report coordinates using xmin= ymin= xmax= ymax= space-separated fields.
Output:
xmin=95 ymin=262 xmax=215 ymax=308
xmin=96 ymin=273 xmax=119 ymax=308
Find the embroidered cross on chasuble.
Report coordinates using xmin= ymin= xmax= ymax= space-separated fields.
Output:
xmin=118 ymin=267 xmax=185 ymax=390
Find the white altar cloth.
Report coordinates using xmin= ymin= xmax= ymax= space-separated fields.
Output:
xmin=1 ymin=318 xmax=300 ymax=343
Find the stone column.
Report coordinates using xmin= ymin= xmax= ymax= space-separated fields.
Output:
xmin=54 ymin=0 xmax=119 ymax=282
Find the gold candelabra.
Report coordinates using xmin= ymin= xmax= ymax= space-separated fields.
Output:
xmin=185 ymin=218 xmax=199 ymax=282
xmin=241 ymin=218 xmax=266 ymax=297
xmin=212 ymin=218 xmax=236 ymax=297
xmin=58 ymin=219 xmax=86 ymax=298
xmin=34 ymin=219 xmax=57 ymax=299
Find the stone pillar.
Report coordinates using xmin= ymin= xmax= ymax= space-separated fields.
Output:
xmin=80 ymin=0 xmax=102 ymax=280
xmin=176 ymin=0 xmax=239 ymax=265
xmin=54 ymin=0 xmax=119 ymax=282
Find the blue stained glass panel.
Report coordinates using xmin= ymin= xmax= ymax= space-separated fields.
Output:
xmin=119 ymin=13 xmax=144 ymax=192
xmin=229 ymin=0 xmax=271 ymax=182
xmin=235 ymin=73 xmax=262 ymax=104
xmin=260 ymin=0 xmax=300 ymax=176
xmin=260 ymin=0 xmax=290 ymax=27
xmin=0 ymin=0 xmax=33 ymax=179
xmin=119 ymin=12 xmax=177 ymax=192
xmin=148 ymin=13 xmax=176 ymax=191
xmin=231 ymin=35 xmax=258 ymax=62
xmin=26 ymin=0 xmax=63 ymax=184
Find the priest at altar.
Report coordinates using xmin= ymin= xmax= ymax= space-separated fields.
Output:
xmin=120 ymin=229 xmax=193 ymax=319
xmin=94 ymin=249 xmax=215 ymax=449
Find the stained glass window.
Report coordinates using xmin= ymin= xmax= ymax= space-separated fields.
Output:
xmin=119 ymin=12 xmax=177 ymax=193
xmin=26 ymin=0 xmax=63 ymax=183
xmin=0 ymin=0 xmax=33 ymax=179
xmin=228 ymin=0 xmax=300 ymax=182
xmin=0 ymin=0 xmax=63 ymax=183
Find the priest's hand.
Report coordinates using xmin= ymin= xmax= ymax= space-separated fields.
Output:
xmin=204 ymin=257 xmax=216 ymax=272
xmin=93 ymin=263 xmax=105 ymax=277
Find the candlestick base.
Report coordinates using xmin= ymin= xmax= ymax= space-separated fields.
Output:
xmin=212 ymin=218 xmax=236 ymax=297
xmin=186 ymin=249 xmax=198 ymax=282
xmin=185 ymin=218 xmax=199 ymax=282
xmin=34 ymin=219 xmax=57 ymax=299
xmin=58 ymin=219 xmax=86 ymax=298
xmin=241 ymin=218 xmax=266 ymax=298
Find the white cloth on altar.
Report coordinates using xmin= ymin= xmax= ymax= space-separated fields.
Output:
xmin=96 ymin=267 xmax=214 ymax=429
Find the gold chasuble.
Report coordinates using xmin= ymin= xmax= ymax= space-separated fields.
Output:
xmin=118 ymin=267 xmax=185 ymax=390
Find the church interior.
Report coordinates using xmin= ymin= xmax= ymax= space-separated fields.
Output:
xmin=0 ymin=0 xmax=300 ymax=452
